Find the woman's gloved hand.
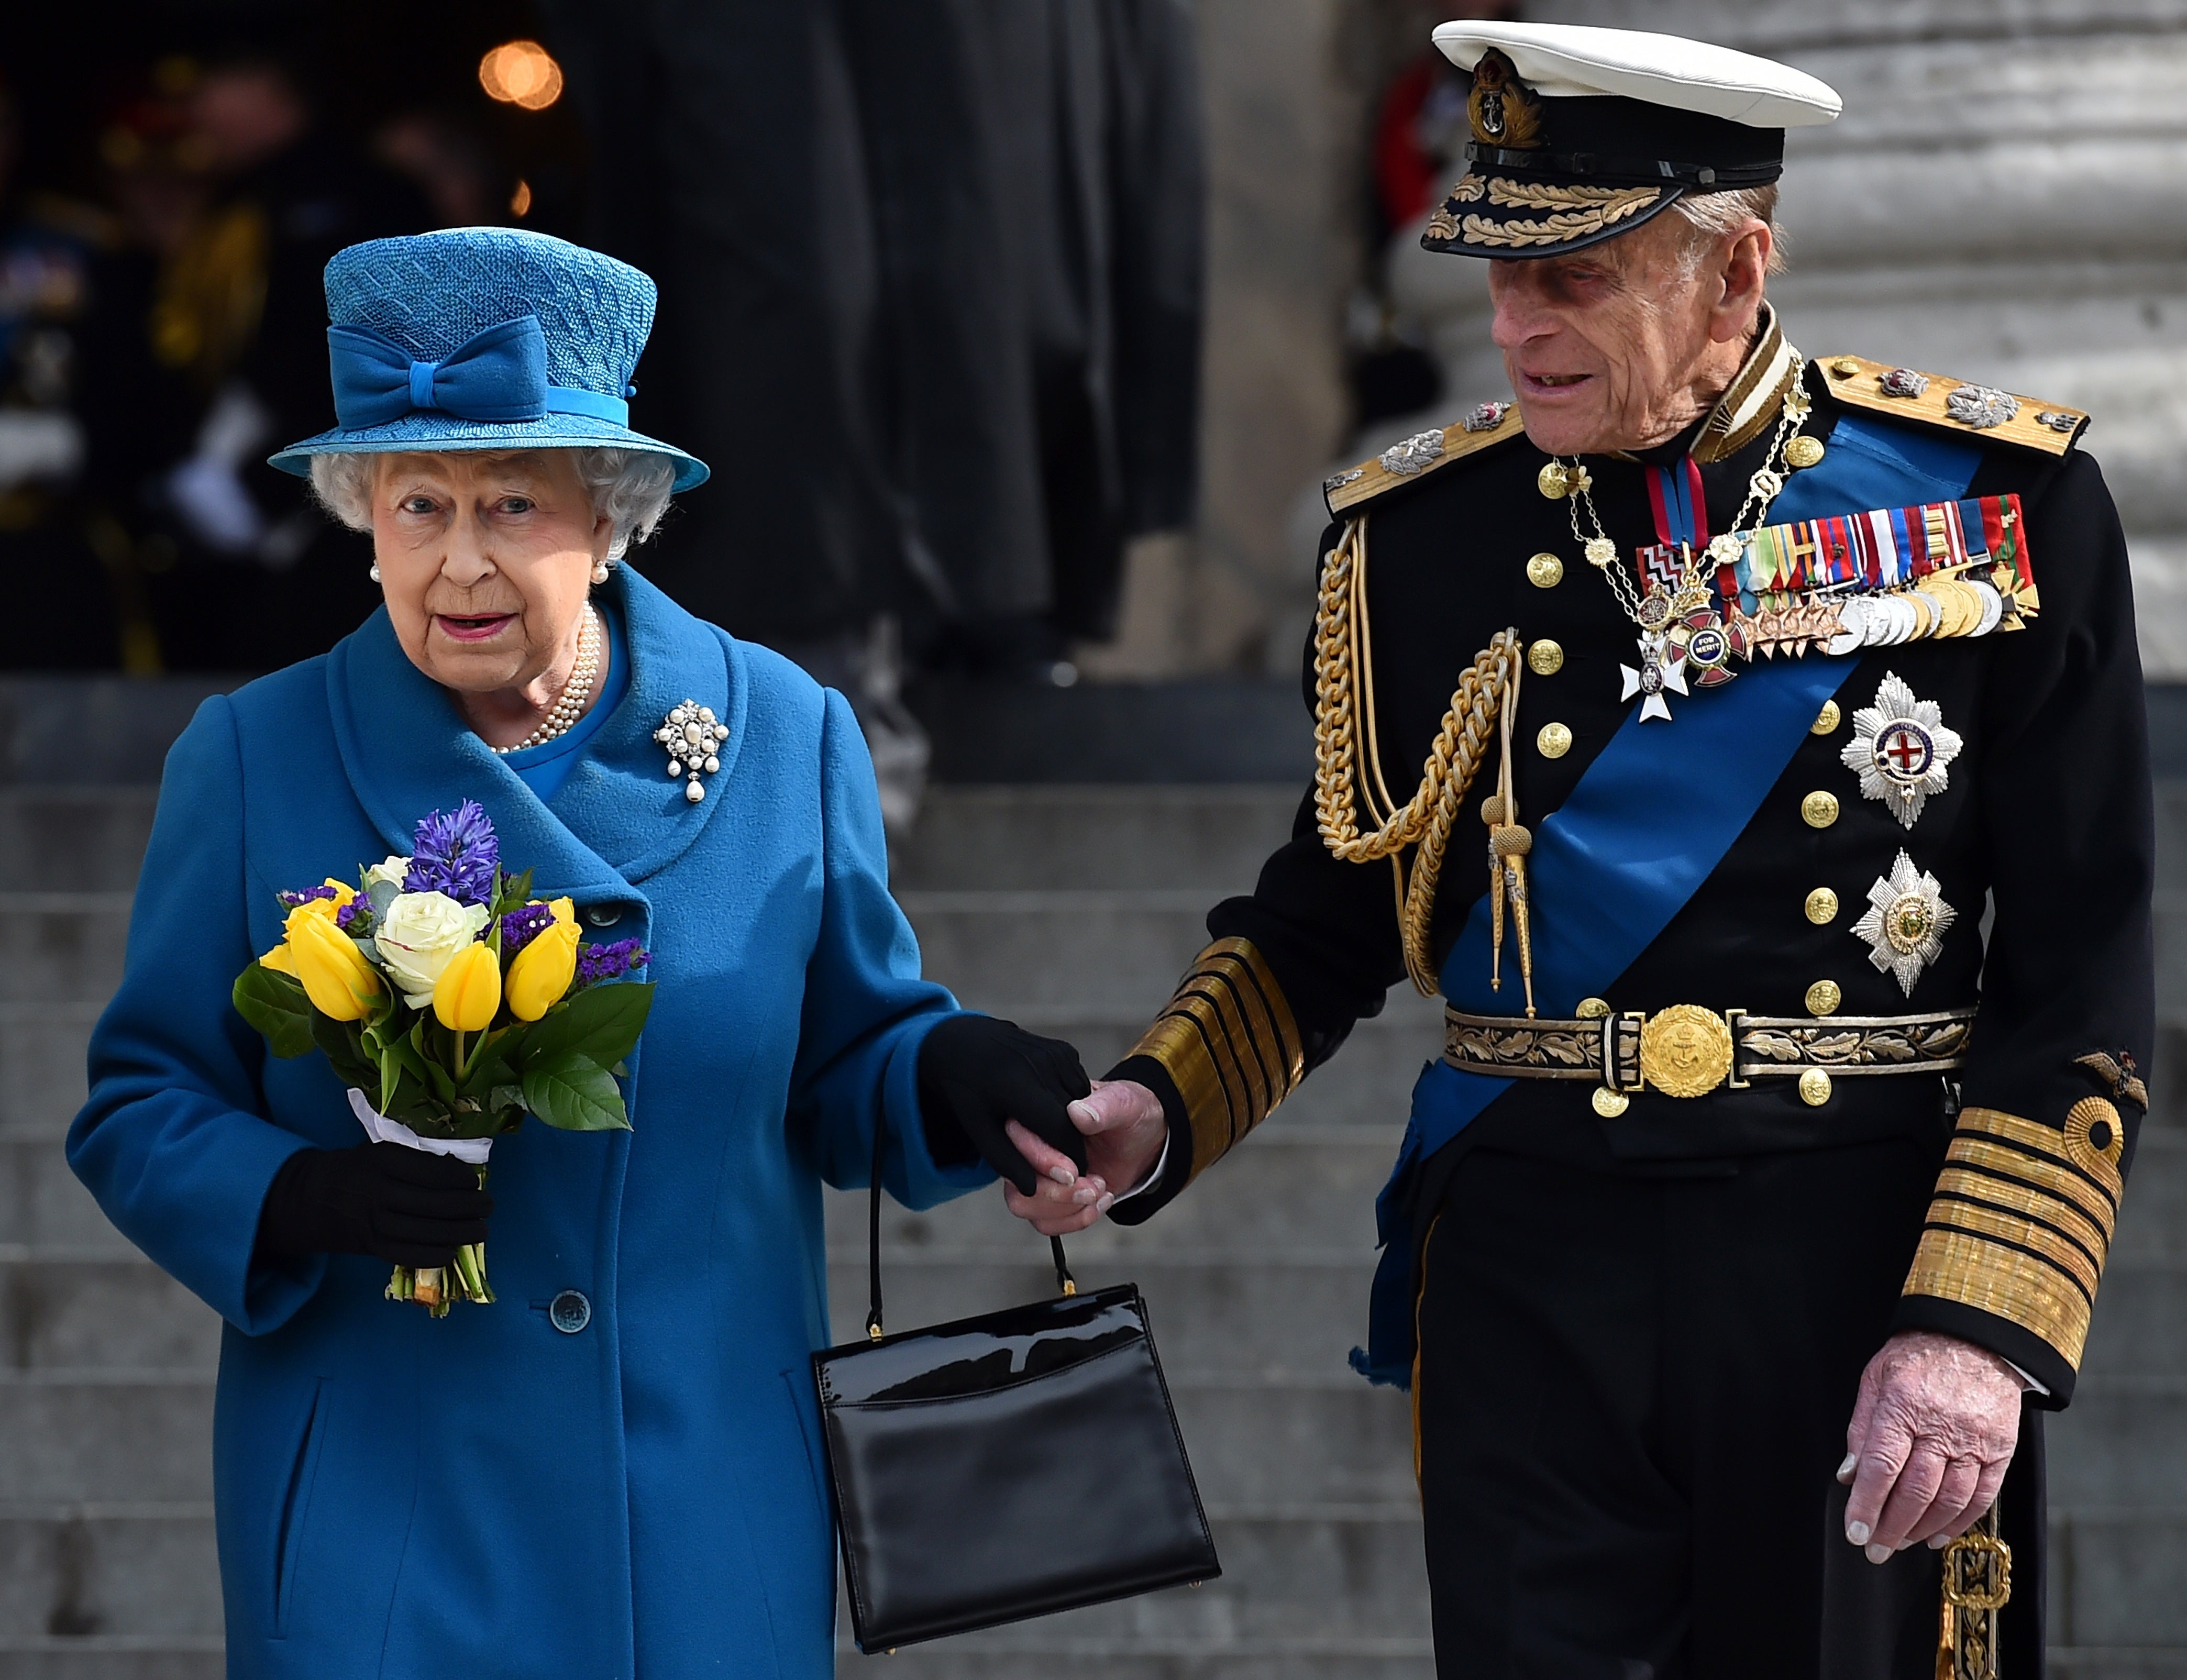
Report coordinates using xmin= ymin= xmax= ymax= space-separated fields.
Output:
xmin=916 ymin=1014 xmax=1092 ymax=1195
xmin=255 ymin=1143 xmax=494 ymax=1267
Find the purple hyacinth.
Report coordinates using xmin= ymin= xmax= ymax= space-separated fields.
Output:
xmin=576 ymin=939 xmax=649 ymax=987
xmin=277 ymin=884 xmax=340 ymax=908
xmin=405 ymin=801 xmax=500 ymax=905
xmin=501 ymin=902 xmax=556 ymax=955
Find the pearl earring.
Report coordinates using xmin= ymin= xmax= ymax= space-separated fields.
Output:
xmin=590 ymin=561 xmax=610 ymax=585
xmin=369 ymin=563 xmax=382 ymax=582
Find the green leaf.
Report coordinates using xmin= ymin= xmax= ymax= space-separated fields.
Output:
xmin=308 ymin=1011 xmax=379 ymax=1090
xmin=517 ymin=981 xmax=655 ymax=1073
xmin=406 ymin=1022 xmax=459 ymax=1104
xmin=521 ymin=1054 xmax=631 ymax=1132
xmin=232 ymin=964 xmax=316 ymax=1058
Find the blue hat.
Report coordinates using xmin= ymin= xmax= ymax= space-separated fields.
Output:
xmin=268 ymin=227 xmax=708 ymax=491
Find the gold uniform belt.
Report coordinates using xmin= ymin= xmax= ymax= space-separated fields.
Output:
xmin=1443 ymin=1003 xmax=1976 ymax=1098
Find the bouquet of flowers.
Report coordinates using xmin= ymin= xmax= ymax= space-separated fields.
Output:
xmin=232 ymin=801 xmax=653 ymax=1315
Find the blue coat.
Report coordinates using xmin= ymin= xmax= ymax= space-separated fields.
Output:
xmin=69 ymin=569 xmax=990 ymax=1678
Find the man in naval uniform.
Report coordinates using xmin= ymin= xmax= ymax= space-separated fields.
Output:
xmin=1000 ymin=21 xmax=2153 ymax=1678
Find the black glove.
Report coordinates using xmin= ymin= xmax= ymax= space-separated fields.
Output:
xmin=256 ymin=1143 xmax=494 ymax=1267
xmin=916 ymin=1014 xmax=1092 ymax=1195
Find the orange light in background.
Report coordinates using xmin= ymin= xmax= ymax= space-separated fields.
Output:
xmin=510 ymin=180 xmax=534 ymax=218
xmin=479 ymin=41 xmax=564 ymax=112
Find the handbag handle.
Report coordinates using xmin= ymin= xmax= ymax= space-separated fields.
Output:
xmin=868 ymin=1097 xmax=1074 ymax=1341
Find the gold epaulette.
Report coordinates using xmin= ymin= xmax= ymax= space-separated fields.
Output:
xmin=1126 ymin=938 xmax=1306 ymax=1185
xmin=1323 ymin=402 xmax=1527 ymax=516
xmin=1819 ymin=355 xmax=2089 ymax=456
xmin=1902 ymin=1101 xmax=2126 ymax=1370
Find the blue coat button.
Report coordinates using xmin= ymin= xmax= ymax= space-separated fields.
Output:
xmin=549 ymin=1290 xmax=591 ymax=1334
xmin=584 ymin=905 xmax=621 ymax=927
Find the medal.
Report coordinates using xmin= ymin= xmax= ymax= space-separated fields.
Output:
xmin=1851 ymin=849 xmax=1957 ymax=995
xmin=1841 ymin=671 xmax=1963 ymax=829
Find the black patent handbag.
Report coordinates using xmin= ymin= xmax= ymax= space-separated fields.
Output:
xmin=812 ymin=1111 xmax=1220 ymax=1653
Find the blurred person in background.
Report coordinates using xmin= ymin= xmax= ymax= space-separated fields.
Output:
xmin=539 ymin=0 xmax=1204 ymax=828
xmin=0 ymin=69 xmax=182 ymax=670
xmin=140 ymin=47 xmax=428 ymax=671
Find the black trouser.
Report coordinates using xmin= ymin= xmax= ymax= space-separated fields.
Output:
xmin=1415 ymin=1137 xmax=2045 ymax=1679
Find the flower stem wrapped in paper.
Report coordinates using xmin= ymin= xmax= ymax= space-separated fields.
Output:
xmin=233 ymin=802 xmax=654 ymax=1315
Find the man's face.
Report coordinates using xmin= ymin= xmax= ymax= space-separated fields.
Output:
xmin=1488 ymin=213 xmax=1753 ymax=457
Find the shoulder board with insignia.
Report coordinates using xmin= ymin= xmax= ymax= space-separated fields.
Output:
xmin=1323 ymin=401 xmax=1526 ymax=516
xmin=1818 ymin=355 xmax=2087 ymax=457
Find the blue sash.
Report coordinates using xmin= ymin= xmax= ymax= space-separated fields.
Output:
xmin=1351 ymin=413 xmax=1984 ymax=1386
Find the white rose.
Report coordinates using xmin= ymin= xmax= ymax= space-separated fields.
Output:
xmin=366 ymin=856 xmax=413 ymax=891
xmin=375 ymin=891 xmax=492 ymax=1008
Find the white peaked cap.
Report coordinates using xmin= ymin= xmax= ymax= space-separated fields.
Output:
xmin=1431 ymin=21 xmax=1841 ymax=129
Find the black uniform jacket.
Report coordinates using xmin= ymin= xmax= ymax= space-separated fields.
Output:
xmin=1110 ymin=325 xmax=2154 ymax=1403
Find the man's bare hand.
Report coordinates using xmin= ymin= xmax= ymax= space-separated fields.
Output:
xmin=1001 ymin=1078 xmax=1168 ymax=1236
xmin=1840 ymin=1329 xmax=2024 ymax=1562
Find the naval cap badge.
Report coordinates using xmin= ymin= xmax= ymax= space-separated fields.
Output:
xmin=1852 ymin=849 xmax=1957 ymax=996
xmin=655 ymin=700 xmax=729 ymax=803
xmin=1840 ymin=671 xmax=1963 ymax=829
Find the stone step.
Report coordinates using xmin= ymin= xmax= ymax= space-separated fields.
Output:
xmin=0 ymin=1260 xmax=220 ymax=1373
xmin=0 ymin=1005 xmax=99 ymax=1140
xmin=0 ymin=1639 xmax=223 ymax=1679
xmin=2048 ymin=1655 xmax=2187 ymax=1680
xmin=0 ymin=1507 xmax=219 ymax=1639
xmin=902 ymin=890 xmax=1224 ymax=1018
xmin=0 ymin=793 xmax=156 ymax=895
xmin=2046 ymin=1381 xmax=2187 ymax=1508
xmin=2083 ymin=1263 xmax=2187 ymax=1376
xmin=894 ymin=785 xmax=1300 ymax=893
xmin=2051 ymin=1509 xmax=2187 ymax=1649
xmin=0 ymin=1378 xmax=213 ymax=1504
xmin=2114 ymin=1131 xmax=2187 ymax=1266
xmin=0 ymin=896 xmax=130 ymax=1008
xmin=1 ymin=1142 xmax=130 ymax=1253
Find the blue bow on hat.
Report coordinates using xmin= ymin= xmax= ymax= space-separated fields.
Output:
xmin=269 ymin=227 xmax=707 ymax=491
xmin=327 ymin=315 xmax=632 ymax=432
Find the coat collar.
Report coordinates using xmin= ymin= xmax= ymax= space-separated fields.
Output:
xmin=324 ymin=567 xmax=744 ymax=900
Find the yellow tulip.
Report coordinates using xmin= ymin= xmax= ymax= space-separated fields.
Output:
xmin=282 ymin=880 xmax=357 ymax=939
xmin=259 ymin=944 xmax=296 ymax=975
xmin=433 ymin=940 xmax=502 ymax=1031
xmin=548 ymin=897 xmax=576 ymax=926
xmin=288 ymin=910 xmax=383 ymax=1021
xmin=506 ymin=919 xmax=580 ymax=1021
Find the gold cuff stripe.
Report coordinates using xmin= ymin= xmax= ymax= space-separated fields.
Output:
xmin=1926 ymin=1196 xmax=2102 ymax=1300
xmin=1901 ymin=1104 xmax=2126 ymax=1371
xmin=1135 ymin=1011 xmax=1244 ymax=1174
xmin=1128 ymin=940 xmax=1307 ymax=1182
xmin=1957 ymin=1104 xmax=2124 ymax=1203
xmin=1934 ymin=1168 xmax=2111 ymax=1274
xmin=1905 ymin=1225 xmax=2094 ymax=1369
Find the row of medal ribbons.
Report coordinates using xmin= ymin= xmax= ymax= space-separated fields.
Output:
xmin=1644 ymin=492 xmax=2039 ymax=660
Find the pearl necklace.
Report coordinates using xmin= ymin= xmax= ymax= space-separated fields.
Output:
xmin=492 ymin=604 xmax=602 ymax=755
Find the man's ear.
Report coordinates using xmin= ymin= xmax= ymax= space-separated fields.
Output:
xmin=1707 ymin=221 xmax=1772 ymax=345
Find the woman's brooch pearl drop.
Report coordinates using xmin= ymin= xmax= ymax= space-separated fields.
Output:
xmin=654 ymin=700 xmax=729 ymax=803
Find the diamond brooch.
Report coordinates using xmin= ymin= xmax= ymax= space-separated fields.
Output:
xmin=1852 ymin=849 xmax=1957 ymax=996
xmin=1841 ymin=672 xmax=1963 ymax=830
xmin=655 ymin=700 xmax=728 ymax=803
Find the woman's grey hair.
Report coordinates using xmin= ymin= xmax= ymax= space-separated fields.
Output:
xmin=1665 ymin=184 xmax=1788 ymax=277
xmin=307 ymin=447 xmax=677 ymax=562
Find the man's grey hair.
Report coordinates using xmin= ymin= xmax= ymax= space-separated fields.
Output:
xmin=1665 ymin=184 xmax=1787 ymax=277
xmin=307 ymin=447 xmax=677 ymax=562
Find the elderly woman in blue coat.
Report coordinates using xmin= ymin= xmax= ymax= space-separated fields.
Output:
xmin=66 ymin=229 xmax=1111 ymax=1680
